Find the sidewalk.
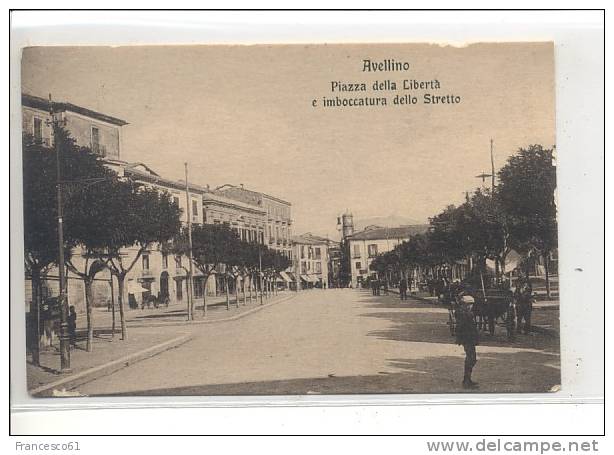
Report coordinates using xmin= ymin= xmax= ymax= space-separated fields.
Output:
xmin=27 ymin=291 xmax=296 ymax=396
xmin=27 ymin=327 xmax=191 ymax=396
xmin=81 ymin=291 xmax=296 ymax=328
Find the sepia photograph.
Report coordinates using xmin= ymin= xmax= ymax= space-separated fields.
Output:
xmin=19 ymin=42 xmax=560 ymax=398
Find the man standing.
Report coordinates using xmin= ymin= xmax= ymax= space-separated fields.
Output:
xmin=67 ymin=305 xmax=77 ymax=348
xmin=455 ymin=294 xmax=479 ymax=389
xmin=399 ymin=278 xmax=408 ymax=301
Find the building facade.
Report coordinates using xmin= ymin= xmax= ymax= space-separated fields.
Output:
xmin=346 ymin=225 xmax=429 ymax=288
xmin=291 ymin=234 xmax=330 ymax=289
xmin=22 ymin=93 xmax=127 ymax=159
xmin=22 ymin=94 xmax=129 ymax=317
xmin=213 ymin=185 xmax=293 ymax=260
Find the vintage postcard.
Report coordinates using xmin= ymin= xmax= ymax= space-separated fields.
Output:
xmin=20 ymin=43 xmax=559 ymax=397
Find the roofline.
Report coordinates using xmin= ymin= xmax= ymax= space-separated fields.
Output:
xmin=123 ymin=167 xmax=207 ymax=194
xmin=215 ymin=183 xmax=291 ymax=206
xmin=346 ymin=224 xmax=430 ymax=241
xmin=22 ymin=93 xmax=129 ymax=126
xmin=203 ymin=193 xmax=266 ymax=214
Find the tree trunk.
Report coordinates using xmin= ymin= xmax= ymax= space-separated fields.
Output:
xmin=30 ymin=267 xmax=41 ymax=366
xmin=117 ymin=275 xmax=127 ymax=341
xmin=242 ymin=276 xmax=247 ymax=305
xmin=110 ymin=278 xmax=115 ymax=338
xmin=235 ymin=276 xmax=240 ymax=308
xmin=202 ymin=275 xmax=208 ymax=316
xmin=249 ymin=275 xmax=253 ymax=304
xmin=225 ymin=277 xmax=230 ymax=310
xmin=544 ymin=251 xmax=551 ymax=299
xmin=84 ymin=277 xmax=95 ymax=352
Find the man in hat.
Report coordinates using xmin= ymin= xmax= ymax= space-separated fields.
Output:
xmin=455 ymin=294 xmax=479 ymax=389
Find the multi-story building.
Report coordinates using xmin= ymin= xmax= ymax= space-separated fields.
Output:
xmin=22 ymin=93 xmax=127 ymax=159
xmin=213 ymin=184 xmax=293 ymax=260
xmin=104 ymin=160 xmax=212 ymax=306
xmin=202 ymin=191 xmax=267 ymax=245
xmin=22 ymin=94 xmax=129 ymax=318
xmin=291 ymin=234 xmax=330 ymax=289
xmin=346 ymin=225 xmax=429 ymax=288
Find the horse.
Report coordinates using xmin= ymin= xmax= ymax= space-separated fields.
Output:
xmin=471 ymin=288 xmax=516 ymax=339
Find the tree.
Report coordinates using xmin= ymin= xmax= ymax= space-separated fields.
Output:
xmin=497 ymin=144 xmax=557 ymax=296
xmin=22 ymin=133 xmax=73 ymax=365
xmin=103 ymin=185 xmax=181 ymax=338
xmin=24 ymin=127 xmax=125 ymax=354
xmin=176 ymin=224 xmax=239 ymax=315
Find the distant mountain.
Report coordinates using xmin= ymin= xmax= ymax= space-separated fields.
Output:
xmin=354 ymin=215 xmax=425 ymax=232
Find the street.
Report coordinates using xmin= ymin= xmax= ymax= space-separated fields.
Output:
xmin=75 ymin=289 xmax=560 ymax=396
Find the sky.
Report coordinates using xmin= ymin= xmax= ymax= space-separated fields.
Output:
xmin=21 ymin=43 xmax=555 ymax=238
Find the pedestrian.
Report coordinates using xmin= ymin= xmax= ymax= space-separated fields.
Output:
xmin=455 ymin=294 xmax=479 ymax=389
xmin=371 ymin=279 xmax=377 ymax=296
xmin=67 ymin=305 xmax=77 ymax=347
xmin=399 ymin=278 xmax=408 ymax=300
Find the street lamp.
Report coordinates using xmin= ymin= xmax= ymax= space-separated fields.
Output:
xmin=48 ymin=94 xmax=71 ymax=373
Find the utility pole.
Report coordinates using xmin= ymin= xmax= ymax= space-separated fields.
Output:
xmin=184 ymin=163 xmax=194 ymax=321
xmin=49 ymin=94 xmax=71 ymax=372
xmin=490 ymin=138 xmax=496 ymax=191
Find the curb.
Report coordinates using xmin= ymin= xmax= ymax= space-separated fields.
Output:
xmin=125 ymin=293 xmax=297 ymax=328
xmin=29 ymin=333 xmax=192 ymax=397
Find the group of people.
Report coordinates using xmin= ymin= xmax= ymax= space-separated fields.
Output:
xmin=369 ymin=278 xmax=389 ymax=296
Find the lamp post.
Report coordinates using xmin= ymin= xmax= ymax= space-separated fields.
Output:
xmin=184 ymin=162 xmax=194 ymax=321
xmin=49 ymin=94 xmax=71 ymax=373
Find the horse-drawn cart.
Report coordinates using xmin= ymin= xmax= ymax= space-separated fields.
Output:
xmin=445 ymin=285 xmax=516 ymax=340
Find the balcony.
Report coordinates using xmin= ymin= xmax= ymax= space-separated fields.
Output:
xmin=91 ymin=143 xmax=107 ymax=156
xmin=141 ymin=269 xmax=154 ymax=278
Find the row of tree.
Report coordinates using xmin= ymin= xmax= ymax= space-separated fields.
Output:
xmin=369 ymin=144 xmax=558 ymax=294
xmin=23 ymin=128 xmax=290 ymax=364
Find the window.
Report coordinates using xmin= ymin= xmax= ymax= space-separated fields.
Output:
xmin=173 ymin=196 xmax=180 ymax=206
xmin=175 ymin=255 xmax=182 ymax=268
xmin=301 ymin=262 xmax=307 ymax=274
xmin=33 ymin=117 xmax=43 ymax=142
xmin=192 ymin=200 xmax=198 ymax=216
xmin=213 ymin=219 xmax=221 ymax=225
xmin=368 ymin=244 xmax=378 ymax=258
xmin=91 ymin=126 xmax=100 ymax=154
xmin=315 ymin=262 xmax=322 ymax=273
xmin=301 ymin=246 xmax=305 ymax=259
xmin=314 ymin=247 xmax=321 ymax=260
xmin=356 ymin=262 xmax=362 ymax=270
xmin=162 ymin=253 xmax=168 ymax=269
xmin=142 ymin=254 xmax=150 ymax=271
xmin=353 ymin=244 xmax=361 ymax=258
xmin=308 ymin=247 xmax=313 ymax=260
